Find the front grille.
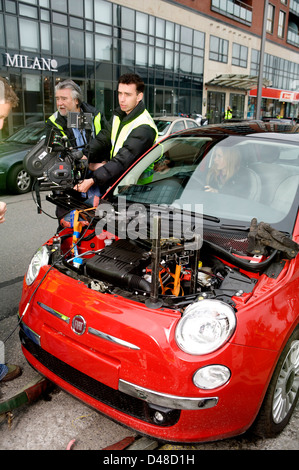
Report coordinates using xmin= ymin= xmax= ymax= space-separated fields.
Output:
xmin=20 ymin=329 xmax=180 ymax=427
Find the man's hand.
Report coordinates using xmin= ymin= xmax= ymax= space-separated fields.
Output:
xmin=0 ymin=201 xmax=7 ymax=224
xmin=88 ymin=161 xmax=107 ymax=171
xmin=74 ymin=178 xmax=94 ymax=193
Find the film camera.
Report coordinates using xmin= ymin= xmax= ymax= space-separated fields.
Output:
xmin=24 ymin=112 xmax=93 ymax=190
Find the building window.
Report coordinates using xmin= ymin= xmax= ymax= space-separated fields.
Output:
xmin=278 ymin=10 xmax=286 ymax=37
xmin=267 ymin=4 xmax=275 ymax=34
xmin=281 ymin=0 xmax=287 ymax=5
xmin=51 ymin=0 xmax=67 ymax=13
xmin=52 ymin=25 xmax=68 ymax=56
xmin=232 ymin=43 xmax=248 ymax=68
xmin=5 ymin=15 xmax=19 ymax=49
xmin=209 ymin=35 xmax=228 ymax=63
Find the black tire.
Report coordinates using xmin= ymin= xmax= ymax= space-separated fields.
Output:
xmin=7 ymin=164 xmax=33 ymax=194
xmin=252 ymin=326 xmax=299 ymax=438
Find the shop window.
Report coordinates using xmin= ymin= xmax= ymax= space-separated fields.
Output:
xmin=23 ymin=74 xmax=43 ymax=122
xmin=230 ymin=93 xmax=245 ymax=119
xmin=43 ymin=76 xmax=54 ymax=117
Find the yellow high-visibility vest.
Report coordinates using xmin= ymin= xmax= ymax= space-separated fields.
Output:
xmin=48 ymin=110 xmax=102 ymax=136
xmin=225 ymin=109 xmax=232 ymax=120
xmin=110 ymin=109 xmax=158 ymax=159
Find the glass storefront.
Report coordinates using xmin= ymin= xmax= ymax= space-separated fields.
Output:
xmin=0 ymin=0 xmax=205 ymax=137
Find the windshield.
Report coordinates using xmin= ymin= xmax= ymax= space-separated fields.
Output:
xmin=154 ymin=120 xmax=172 ymax=136
xmin=6 ymin=124 xmax=45 ymax=145
xmin=112 ymin=134 xmax=299 ymax=232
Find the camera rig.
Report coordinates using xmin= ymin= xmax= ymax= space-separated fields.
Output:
xmin=24 ymin=112 xmax=94 ymax=213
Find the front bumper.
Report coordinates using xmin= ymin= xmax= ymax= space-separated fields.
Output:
xmin=19 ymin=268 xmax=277 ymax=443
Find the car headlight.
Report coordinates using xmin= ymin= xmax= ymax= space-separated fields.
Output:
xmin=26 ymin=246 xmax=50 ymax=286
xmin=193 ymin=365 xmax=231 ymax=389
xmin=175 ymin=299 xmax=236 ymax=355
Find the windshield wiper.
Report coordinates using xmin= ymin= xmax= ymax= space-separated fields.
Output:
xmin=203 ymin=214 xmax=220 ymax=223
xmin=220 ymin=224 xmax=250 ymax=231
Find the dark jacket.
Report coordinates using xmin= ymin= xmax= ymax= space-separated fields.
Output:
xmin=89 ymin=101 xmax=157 ymax=187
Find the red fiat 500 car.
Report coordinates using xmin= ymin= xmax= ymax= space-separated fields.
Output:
xmin=19 ymin=121 xmax=299 ymax=443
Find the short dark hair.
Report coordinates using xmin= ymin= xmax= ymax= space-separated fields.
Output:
xmin=0 ymin=77 xmax=19 ymax=107
xmin=118 ymin=73 xmax=145 ymax=94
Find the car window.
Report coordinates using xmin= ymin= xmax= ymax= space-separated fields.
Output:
xmin=154 ymin=120 xmax=171 ymax=136
xmin=186 ymin=121 xmax=198 ymax=128
xmin=112 ymin=135 xmax=299 ymax=232
xmin=171 ymin=121 xmax=185 ymax=133
xmin=6 ymin=124 xmax=45 ymax=145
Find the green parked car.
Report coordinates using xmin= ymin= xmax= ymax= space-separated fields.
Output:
xmin=0 ymin=122 xmax=46 ymax=194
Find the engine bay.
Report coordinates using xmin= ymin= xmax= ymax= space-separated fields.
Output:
xmin=41 ymin=194 xmax=298 ymax=311
xmin=48 ymin=220 xmax=260 ymax=310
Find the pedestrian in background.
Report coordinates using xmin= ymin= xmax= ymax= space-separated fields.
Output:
xmin=0 ymin=76 xmax=22 ymax=382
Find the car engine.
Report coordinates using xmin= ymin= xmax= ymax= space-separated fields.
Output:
xmin=48 ymin=211 xmax=262 ymax=311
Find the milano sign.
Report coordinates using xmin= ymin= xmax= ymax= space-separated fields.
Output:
xmin=4 ymin=53 xmax=58 ymax=72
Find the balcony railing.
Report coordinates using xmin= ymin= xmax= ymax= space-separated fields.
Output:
xmin=287 ymin=26 xmax=299 ymax=47
xmin=211 ymin=0 xmax=252 ymax=25
xmin=290 ymin=0 xmax=299 ymax=17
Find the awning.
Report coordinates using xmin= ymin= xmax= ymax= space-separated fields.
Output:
xmin=205 ymin=74 xmax=272 ymax=90
xmin=249 ymin=87 xmax=299 ymax=102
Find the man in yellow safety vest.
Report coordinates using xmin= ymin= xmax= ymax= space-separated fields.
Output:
xmin=224 ymin=106 xmax=232 ymax=120
xmin=45 ymin=79 xmax=108 ymax=153
xmin=75 ymin=73 xmax=158 ymax=195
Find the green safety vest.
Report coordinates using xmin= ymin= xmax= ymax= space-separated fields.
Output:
xmin=110 ymin=109 xmax=158 ymax=184
xmin=225 ymin=109 xmax=232 ymax=120
xmin=48 ymin=111 xmax=102 ymax=136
